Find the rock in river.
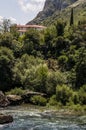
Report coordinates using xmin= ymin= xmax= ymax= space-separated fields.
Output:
xmin=0 ymin=114 xmax=13 ymax=124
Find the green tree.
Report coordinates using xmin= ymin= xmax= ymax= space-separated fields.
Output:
xmin=0 ymin=47 xmax=15 ymax=91
xmin=30 ymin=95 xmax=47 ymax=106
xmin=0 ymin=32 xmax=13 ymax=48
xmin=10 ymin=24 xmax=19 ymax=39
xmin=23 ymin=29 xmax=40 ymax=56
xmin=46 ymin=71 xmax=66 ymax=96
xmin=23 ymin=41 xmax=34 ymax=55
xmin=55 ymin=20 xmax=65 ymax=36
xmin=44 ymin=26 xmax=56 ymax=47
xmin=0 ymin=19 xmax=11 ymax=33
xmin=70 ymin=8 xmax=74 ymax=26
xmin=0 ymin=33 xmax=23 ymax=58
xmin=13 ymin=54 xmax=44 ymax=90
xmin=79 ymin=85 xmax=86 ymax=105
xmin=75 ymin=48 xmax=86 ymax=88
xmin=11 ymin=40 xmax=23 ymax=58
xmin=34 ymin=64 xmax=48 ymax=93
xmin=54 ymin=36 xmax=70 ymax=57
xmin=56 ymin=84 xmax=73 ymax=105
xmin=72 ymin=91 xmax=79 ymax=105
xmin=44 ymin=26 xmax=56 ymax=57
xmin=58 ymin=55 xmax=68 ymax=71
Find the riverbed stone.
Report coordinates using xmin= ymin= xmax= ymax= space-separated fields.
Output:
xmin=0 ymin=91 xmax=10 ymax=107
xmin=7 ymin=95 xmax=22 ymax=105
xmin=22 ymin=91 xmax=46 ymax=103
xmin=0 ymin=114 xmax=13 ymax=124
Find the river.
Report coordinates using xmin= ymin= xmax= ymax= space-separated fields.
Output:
xmin=0 ymin=106 xmax=86 ymax=130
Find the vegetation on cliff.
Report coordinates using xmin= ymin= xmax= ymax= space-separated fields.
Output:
xmin=27 ymin=0 xmax=86 ymax=26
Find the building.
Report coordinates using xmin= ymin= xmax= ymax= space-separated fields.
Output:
xmin=16 ymin=24 xmax=46 ymax=35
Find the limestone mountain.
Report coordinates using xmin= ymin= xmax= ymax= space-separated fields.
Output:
xmin=27 ymin=0 xmax=78 ymax=25
xmin=42 ymin=0 xmax=86 ymax=26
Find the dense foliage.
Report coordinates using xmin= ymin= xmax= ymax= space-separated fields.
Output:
xmin=0 ymin=18 xmax=86 ymax=106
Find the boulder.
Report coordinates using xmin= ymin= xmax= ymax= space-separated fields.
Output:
xmin=7 ymin=95 xmax=22 ymax=105
xmin=0 ymin=114 xmax=13 ymax=124
xmin=22 ymin=91 xmax=47 ymax=103
xmin=0 ymin=91 xmax=10 ymax=107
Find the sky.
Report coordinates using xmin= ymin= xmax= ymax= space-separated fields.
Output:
xmin=0 ymin=0 xmax=45 ymax=25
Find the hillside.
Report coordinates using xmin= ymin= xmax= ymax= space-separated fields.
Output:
xmin=42 ymin=0 xmax=86 ymax=26
xmin=27 ymin=0 xmax=86 ymax=26
xmin=0 ymin=0 xmax=86 ymax=109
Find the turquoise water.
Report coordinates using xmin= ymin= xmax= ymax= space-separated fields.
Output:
xmin=0 ymin=106 xmax=86 ymax=130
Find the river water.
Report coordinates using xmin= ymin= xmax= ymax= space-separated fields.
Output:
xmin=0 ymin=106 xmax=86 ymax=130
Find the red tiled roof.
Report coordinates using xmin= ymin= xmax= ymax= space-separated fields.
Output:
xmin=16 ymin=24 xmax=46 ymax=29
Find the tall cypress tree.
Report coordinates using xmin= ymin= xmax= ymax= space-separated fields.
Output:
xmin=70 ymin=8 xmax=74 ymax=26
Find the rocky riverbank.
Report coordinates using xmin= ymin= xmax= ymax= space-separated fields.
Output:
xmin=0 ymin=91 xmax=46 ymax=106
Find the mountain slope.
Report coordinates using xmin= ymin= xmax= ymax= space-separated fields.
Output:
xmin=27 ymin=0 xmax=86 ymax=26
xmin=27 ymin=0 xmax=78 ymax=25
xmin=42 ymin=0 xmax=86 ymax=26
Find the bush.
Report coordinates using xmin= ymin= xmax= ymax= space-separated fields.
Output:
xmin=56 ymin=84 xmax=73 ymax=105
xmin=48 ymin=95 xmax=58 ymax=106
xmin=0 ymin=47 xmax=15 ymax=91
xmin=58 ymin=55 xmax=68 ymax=71
xmin=72 ymin=92 xmax=79 ymax=105
xmin=72 ymin=104 xmax=83 ymax=112
xmin=13 ymin=55 xmax=44 ymax=90
xmin=30 ymin=95 xmax=47 ymax=106
xmin=79 ymin=85 xmax=86 ymax=105
xmin=75 ymin=49 xmax=86 ymax=88
xmin=33 ymin=64 xmax=48 ymax=93
xmin=66 ymin=91 xmax=79 ymax=106
xmin=6 ymin=87 xmax=25 ymax=95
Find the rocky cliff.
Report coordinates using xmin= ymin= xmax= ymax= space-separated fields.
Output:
xmin=27 ymin=0 xmax=78 ymax=25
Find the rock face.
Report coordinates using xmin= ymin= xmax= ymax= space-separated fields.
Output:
xmin=0 ymin=91 xmax=10 ymax=107
xmin=27 ymin=0 xmax=78 ymax=25
xmin=0 ymin=114 xmax=13 ymax=124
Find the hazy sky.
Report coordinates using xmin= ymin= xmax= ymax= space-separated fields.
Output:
xmin=0 ymin=0 xmax=45 ymax=24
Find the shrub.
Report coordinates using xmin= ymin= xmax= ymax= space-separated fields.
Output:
xmin=48 ymin=95 xmax=58 ymax=106
xmin=45 ymin=70 xmax=67 ymax=96
xmin=75 ymin=49 xmax=86 ymax=88
xmin=56 ymin=84 xmax=73 ymax=105
xmin=79 ymin=85 xmax=86 ymax=105
xmin=72 ymin=104 xmax=83 ymax=112
xmin=30 ymin=95 xmax=47 ymax=106
xmin=72 ymin=92 xmax=79 ymax=105
xmin=58 ymin=55 xmax=68 ymax=71
xmin=0 ymin=47 xmax=15 ymax=91
xmin=6 ymin=87 xmax=25 ymax=95
xmin=34 ymin=64 xmax=48 ymax=93
xmin=13 ymin=55 xmax=44 ymax=90
xmin=66 ymin=91 xmax=79 ymax=106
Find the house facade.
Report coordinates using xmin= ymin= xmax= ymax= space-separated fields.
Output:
xmin=16 ymin=25 xmax=46 ymax=35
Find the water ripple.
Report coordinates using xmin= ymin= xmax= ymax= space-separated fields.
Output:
xmin=0 ymin=106 xmax=86 ymax=130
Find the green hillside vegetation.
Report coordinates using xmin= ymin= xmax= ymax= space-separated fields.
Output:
xmin=0 ymin=13 xmax=86 ymax=109
xmin=41 ymin=1 xmax=86 ymax=26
